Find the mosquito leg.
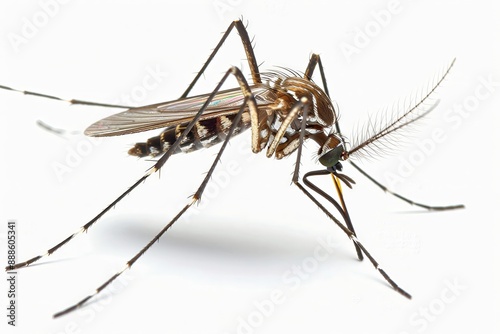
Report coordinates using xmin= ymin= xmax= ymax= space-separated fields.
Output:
xmin=181 ymin=19 xmax=261 ymax=98
xmin=295 ymin=175 xmax=411 ymax=298
xmin=304 ymin=54 xmax=362 ymax=257
xmin=0 ymin=84 xmax=133 ymax=109
xmin=265 ymin=97 xmax=309 ymax=157
xmin=302 ymin=170 xmax=349 ymax=223
xmin=5 ymin=66 xmax=259 ymax=272
xmin=301 ymin=170 xmax=363 ymax=261
xmin=304 ymin=54 xmax=330 ymax=96
xmin=300 ymin=170 xmax=410 ymax=297
xmin=263 ymin=98 xmax=362 ymax=260
xmin=178 ymin=19 xmax=268 ymax=152
xmin=290 ymin=97 xmax=409 ymax=298
xmin=349 ymin=161 xmax=464 ymax=210
xmin=53 ymin=70 xmax=257 ymax=318
xmin=1 ymin=20 xmax=260 ymax=107
xmin=305 ymin=56 xmax=462 ymax=211
xmin=291 ymin=55 xmax=363 ymax=258
xmin=330 ymin=173 xmax=361 ymax=258
xmin=36 ymin=120 xmax=79 ymax=137
xmin=281 ymin=87 xmax=361 ymax=259
xmin=303 ymin=54 xmax=345 ymax=146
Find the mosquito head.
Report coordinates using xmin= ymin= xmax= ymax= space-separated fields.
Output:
xmin=318 ymin=134 xmax=348 ymax=168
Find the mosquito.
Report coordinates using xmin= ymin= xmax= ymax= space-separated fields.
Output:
xmin=3 ymin=19 xmax=463 ymax=318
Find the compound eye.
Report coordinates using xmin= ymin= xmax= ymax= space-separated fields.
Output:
xmin=318 ymin=145 xmax=344 ymax=167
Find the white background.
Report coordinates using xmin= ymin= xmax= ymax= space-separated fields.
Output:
xmin=1 ymin=1 xmax=499 ymax=333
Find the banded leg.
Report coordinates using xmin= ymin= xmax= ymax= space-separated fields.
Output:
xmin=304 ymin=55 xmax=464 ymax=211
xmin=53 ymin=69 xmax=256 ymax=318
xmin=0 ymin=84 xmax=131 ymax=108
xmin=0 ymin=20 xmax=259 ymax=108
xmin=349 ymin=161 xmax=464 ymax=210
xmin=304 ymin=54 xmax=345 ymax=147
xmin=302 ymin=54 xmax=362 ymax=259
xmin=5 ymin=66 xmax=259 ymax=272
xmin=178 ymin=20 xmax=268 ymax=152
xmin=5 ymin=19 xmax=266 ymax=271
xmin=291 ymin=96 xmax=410 ymax=299
xmin=181 ymin=19 xmax=261 ymax=98
xmin=265 ymin=97 xmax=308 ymax=158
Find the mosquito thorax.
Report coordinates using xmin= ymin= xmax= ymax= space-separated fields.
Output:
xmin=280 ymin=76 xmax=335 ymax=127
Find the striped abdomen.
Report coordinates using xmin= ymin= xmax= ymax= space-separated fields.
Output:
xmin=128 ymin=112 xmax=252 ymax=157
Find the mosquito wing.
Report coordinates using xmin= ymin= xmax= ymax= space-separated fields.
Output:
xmin=84 ymin=85 xmax=273 ymax=137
